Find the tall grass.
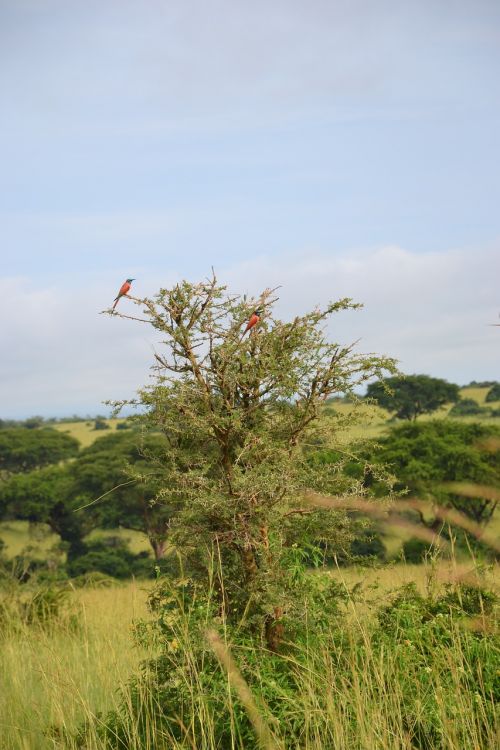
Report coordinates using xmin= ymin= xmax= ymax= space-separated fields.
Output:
xmin=0 ymin=563 xmax=497 ymax=749
xmin=0 ymin=581 xmax=153 ymax=749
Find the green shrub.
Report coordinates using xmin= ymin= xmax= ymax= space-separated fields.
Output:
xmin=448 ymin=398 xmax=486 ymax=416
xmin=350 ymin=528 xmax=386 ymax=561
xmin=485 ymin=383 xmax=500 ymax=402
xmin=402 ymin=537 xmax=434 ymax=563
xmin=67 ymin=539 xmax=154 ymax=579
xmin=93 ymin=417 xmax=110 ymax=431
xmin=89 ymin=577 xmax=499 ymax=750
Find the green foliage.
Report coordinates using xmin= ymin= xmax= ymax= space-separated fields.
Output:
xmin=0 ymin=428 xmax=79 ymax=476
xmin=93 ymin=417 xmax=110 ymax=431
xmin=362 ymin=420 xmax=500 ymax=527
xmin=22 ymin=416 xmax=45 ymax=430
xmin=448 ymin=398 xmax=486 ymax=416
xmin=106 ymin=276 xmax=396 ymax=645
xmin=366 ymin=374 xmax=460 ymax=420
xmin=0 ymin=466 xmax=89 ymax=559
xmin=402 ymin=537 xmax=433 ymax=563
xmin=93 ymin=577 xmax=499 ymax=750
xmin=67 ymin=538 xmax=152 ymax=579
xmin=349 ymin=528 xmax=386 ymax=561
xmin=115 ymin=420 xmax=131 ymax=430
xmin=0 ymin=430 xmax=175 ymax=566
xmin=73 ymin=432 xmax=174 ymax=559
xmin=485 ymin=382 xmax=500 ymax=402
xmin=0 ymin=582 xmax=76 ymax=635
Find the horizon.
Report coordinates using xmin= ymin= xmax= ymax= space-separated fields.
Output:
xmin=3 ymin=376 xmax=497 ymax=421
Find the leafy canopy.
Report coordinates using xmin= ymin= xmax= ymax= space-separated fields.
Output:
xmin=0 ymin=428 xmax=79 ymax=476
xmin=364 ymin=420 xmax=500 ymax=526
xmin=107 ymin=274 xmax=396 ymax=645
xmin=366 ymin=374 xmax=460 ymax=420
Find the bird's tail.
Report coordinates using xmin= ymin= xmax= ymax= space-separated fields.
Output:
xmin=112 ymin=295 xmax=120 ymax=310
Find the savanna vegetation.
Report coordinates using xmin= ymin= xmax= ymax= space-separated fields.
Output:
xmin=0 ymin=277 xmax=499 ymax=749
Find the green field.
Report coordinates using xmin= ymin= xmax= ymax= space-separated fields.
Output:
xmin=52 ymin=418 xmax=124 ymax=447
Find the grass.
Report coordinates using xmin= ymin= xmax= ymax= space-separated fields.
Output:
xmin=52 ymin=419 xmax=124 ymax=448
xmin=1 ymin=560 xmax=496 ymax=749
xmin=0 ymin=581 xmax=154 ymax=749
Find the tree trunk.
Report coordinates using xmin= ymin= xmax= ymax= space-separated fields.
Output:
xmin=241 ymin=544 xmax=258 ymax=581
xmin=150 ymin=537 xmax=168 ymax=560
xmin=265 ymin=606 xmax=284 ymax=651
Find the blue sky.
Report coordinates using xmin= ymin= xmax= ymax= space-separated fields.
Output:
xmin=1 ymin=0 xmax=499 ymax=417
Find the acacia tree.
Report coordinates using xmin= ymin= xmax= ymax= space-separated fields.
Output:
xmin=108 ymin=275 xmax=395 ymax=647
xmin=0 ymin=465 xmax=91 ymax=559
xmin=362 ymin=420 xmax=500 ymax=528
xmin=366 ymin=374 xmax=460 ymax=420
xmin=73 ymin=433 xmax=174 ymax=560
xmin=0 ymin=428 xmax=79 ymax=477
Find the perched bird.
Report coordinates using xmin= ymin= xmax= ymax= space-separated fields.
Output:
xmin=112 ymin=278 xmax=135 ymax=310
xmin=243 ymin=308 xmax=262 ymax=335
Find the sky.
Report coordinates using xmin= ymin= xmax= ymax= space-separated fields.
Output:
xmin=1 ymin=0 xmax=499 ymax=418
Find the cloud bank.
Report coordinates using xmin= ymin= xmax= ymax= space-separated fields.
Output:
xmin=1 ymin=244 xmax=498 ymax=418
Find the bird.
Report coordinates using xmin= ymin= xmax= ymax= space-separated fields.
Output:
xmin=112 ymin=278 xmax=135 ymax=310
xmin=243 ymin=308 xmax=262 ymax=335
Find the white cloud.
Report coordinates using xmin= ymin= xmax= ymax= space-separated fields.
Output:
xmin=1 ymin=243 xmax=498 ymax=417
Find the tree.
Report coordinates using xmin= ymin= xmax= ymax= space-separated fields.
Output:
xmin=364 ymin=420 xmax=500 ymax=527
xmin=448 ymin=398 xmax=485 ymax=417
xmin=93 ymin=416 xmax=110 ymax=431
xmin=0 ymin=465 xmax=91 ymax=558
xmin=72 ymin=432 xmax=174 ymax=560
xmin=0 ymin=428 xmax=79 ymax=477
xmin=0 ymin=430 xmax=174 ymax=564
xmin=106 ymin=275 xmax=395 ymax=647
xmin=366 ymin=374 xmax=460 ymax=420
xmin=485 ymin=383 xmax=500 ymax=402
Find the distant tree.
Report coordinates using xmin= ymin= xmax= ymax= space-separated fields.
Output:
xmin=0 ymin=466 xmax=91 ymax=558
xmin=0 ymin=419 xmax=19 ymax=429
xmin=485 ymin=383 xmax=500 ymax=403
xmin=23 ymin=416 xmax=45 ymax=429
xmin=0 ymin=429 xmax=79 ymax=477
xmin=449 ymin=398 xmax=485 ymax=417
xmin=115 ymin=420 xmax=131 ymax=430
xmin=365 ymin=420 xmax=500 ymax=527
xmin=366 ymin=374 xmax=460 ymax=420
xmin=0 ymin=430 xmax=174 ymax=562
xmin=93 ymin=417 xmax=110 ymax=431
xmin=465 ymin=380 xmax=497 ymax=389
xmin=71 ymin=432 xmax=174 ymax=560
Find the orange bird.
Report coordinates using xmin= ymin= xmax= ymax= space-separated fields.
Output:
xmin=243 ymin=308 xmax=262 ymax=335
xmin=112 ymin=278 xmax=135 ymax=310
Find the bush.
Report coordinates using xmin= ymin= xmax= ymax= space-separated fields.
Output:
xmin=67 ymin=539 xmax=155 ymax=579
xmin=350 ymin=529 xmax=386 ymax=561
xmin=485 ymin=383 xmax=500 ymax=402
xmin=448 ymin=398 xmax=486 ymax=416
xmin=401 ymin=537 xmax=434 ymax=563
xmin=93 ymin=417 xmax=110 ymax=431
xmin=115 ymin=421 xmax=131 ymax=430
xmin=89 ymin=578 xmax=498 ymax=750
